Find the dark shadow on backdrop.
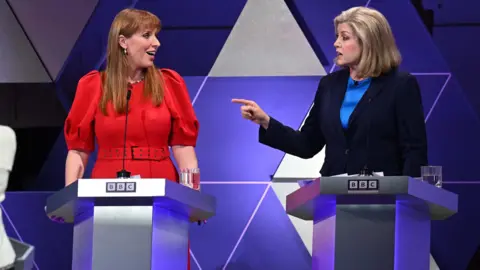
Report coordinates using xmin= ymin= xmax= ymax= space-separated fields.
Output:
xmin=0 ymin=83 xmax=65 ymax=191
xmin=284 ymin=0 xmax=330 ymax=68
xmin=410 ymin=0 xmax=434 ymax=35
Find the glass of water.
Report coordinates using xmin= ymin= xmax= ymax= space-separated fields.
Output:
xmin=191 ymin=168 xmax=200 ymax=191
xmin=421 ymin=166 xmax=442 ymax=188
xmin=180 ymin=168 xmax=200 ymax=190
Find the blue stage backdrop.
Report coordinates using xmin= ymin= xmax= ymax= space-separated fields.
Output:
xmin=1 ymin=0 xmax=480 ymax=269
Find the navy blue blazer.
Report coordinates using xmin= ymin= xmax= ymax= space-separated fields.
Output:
xmin=259 ymin=68 xmax=428 ymax=177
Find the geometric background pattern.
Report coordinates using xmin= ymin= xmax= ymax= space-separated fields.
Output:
xmin=1 ymin=0 xmax=480 ymax=269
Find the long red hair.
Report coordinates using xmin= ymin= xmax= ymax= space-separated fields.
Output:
xmin=101 ymin=8 xmax=165 ymax=115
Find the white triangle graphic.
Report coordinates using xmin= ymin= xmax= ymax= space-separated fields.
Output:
xmin=209 ymin=0 xmax=326 ymax=77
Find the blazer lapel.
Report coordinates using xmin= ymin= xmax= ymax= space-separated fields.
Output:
xmin=330 ymin=70 xmax=349 ymax=138
xmin=348 ymin=73 xmax=388 ymax=126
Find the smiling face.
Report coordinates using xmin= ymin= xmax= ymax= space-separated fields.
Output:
xmin=334 ymin=23 xmax=362 ymax=67
xmin=119 ymin=28 xmax=160 ymax=70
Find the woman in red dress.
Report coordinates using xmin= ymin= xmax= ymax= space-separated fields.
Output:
xmin=63 ymin=8 xmax=199 ymax=269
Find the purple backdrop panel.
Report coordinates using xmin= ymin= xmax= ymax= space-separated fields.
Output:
xmin=433 ymin=27 xmax=480 ymax=120
xmin=155 ymin=30 xmax=231 ymax=76
xmin=224 ymin=187 xmax=312 ymax=270
xmin=414 ymin=74 xmax=449 ymax=117
xmin=184 ymin=76 xmax=206 ymax=102
xmin=190 ymin=262 xmax=201 ymax=270
xmin=431 ymin=183 xmax=480 ymax=269
xmin=425 ymin=79 xmax=480 ymax=182
xmin=2 ymin=192 xmax=73 ymax=269
xmin=188 ymin=184 xmax=269 ymax=269
xmin=193 ymin=76 xmax=321 ymax=182
xmin=34 ymin=134 xmax=69 ymax=190
xmin=285 ymin=0 xmax=367 ymax=72
xmin=288 ymin=0 xmax=450 ymax=73
xmin=369 ymin=1 xmax=449 ymax=73
xmin=424 ymin=0 xmax=480 ymax=23
xmin=135 ymin=0 xmax=246 ymax=27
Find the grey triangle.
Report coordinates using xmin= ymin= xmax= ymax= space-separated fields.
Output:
xmin=7 ymin=0 xmax=99 ymax=80
xmin=209 ymin=0 xmax=326 ymax=77
xmin=0 ymin=0 xmax=50 ymax=83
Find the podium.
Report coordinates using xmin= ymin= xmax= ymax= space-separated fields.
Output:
xmin=285 ymin=176 xmax=458 ymax=270
xmin=45 ymin=178 xmax=216 ymax=270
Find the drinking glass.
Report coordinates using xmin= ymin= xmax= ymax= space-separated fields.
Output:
xmin=190 ymin=168 xmax=200 ymax=191
xmin=180 ymin=168 xmax=200 ymax=190
xmin=421 ymin=166 xmax=442 ymax=188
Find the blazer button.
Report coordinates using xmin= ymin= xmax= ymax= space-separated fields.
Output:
xmin=345 ymin=149 xmax=349 ymax=155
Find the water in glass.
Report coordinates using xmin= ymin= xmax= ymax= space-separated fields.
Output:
xmin=421 ymin=166 xmax=442 ymax=188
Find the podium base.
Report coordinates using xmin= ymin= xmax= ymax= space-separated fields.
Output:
xmin=313 ymin=201 xmax=430 ymax=270
xmin=72 ymin=204 xmax=189 ymax=270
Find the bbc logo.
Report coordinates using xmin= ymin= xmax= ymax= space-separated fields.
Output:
xmin=347 ymin=179 xmax=379 ymax=191
xmin=106 ymin=182 xmax=136 ymax=193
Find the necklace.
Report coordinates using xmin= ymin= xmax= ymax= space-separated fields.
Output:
xmin=129 ymin=76 xmax=144 ymax=84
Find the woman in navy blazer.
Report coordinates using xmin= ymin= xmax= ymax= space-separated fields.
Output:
xmin=233 ymin=7 xmax=428 ymax=177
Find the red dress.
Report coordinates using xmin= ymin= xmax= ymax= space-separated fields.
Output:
xmin=64 ymin=68 xmax=198 ymax=269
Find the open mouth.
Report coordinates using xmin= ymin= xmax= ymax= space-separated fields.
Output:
xmin=146 ymin=51 xmax=156 ymax=56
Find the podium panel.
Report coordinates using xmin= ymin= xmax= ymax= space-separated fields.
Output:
xmin=10 ymin=238 xmax=35 ymax=270
xmin=286 ymin=176 xmax=458 ymax=270
xmin=46 ymin=178 xmax=216 ymax=270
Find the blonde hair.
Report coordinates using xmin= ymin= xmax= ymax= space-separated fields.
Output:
xmin=334 ymin=7 xmax=401 ymax=78
xmin=101 ymin=8 xmax=164 ymax=115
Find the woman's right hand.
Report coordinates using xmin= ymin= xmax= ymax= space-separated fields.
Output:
xmin=232 ymin=99 xmax=270 ymax=129
xmin=65 ymin=150 xmax=88 ymax=186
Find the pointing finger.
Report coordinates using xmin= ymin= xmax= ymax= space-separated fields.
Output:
xmin=232 ymin=98 xmax=255 ymax=106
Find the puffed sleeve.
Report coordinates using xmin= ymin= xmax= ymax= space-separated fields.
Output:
xmin=64 ymin=70 xmax=102 ymax=153
xmin=161 ymin=69 xmax=199 ymax=146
